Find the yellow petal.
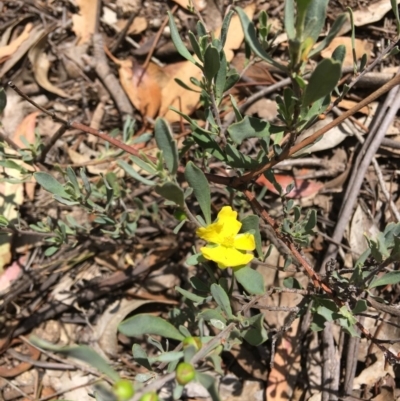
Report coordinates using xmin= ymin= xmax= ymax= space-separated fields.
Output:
xmin=234 ymin=233 xmax=256 ymax=251
xmin=216 ymin=206 xmax=241 ymax=237
xmin=196 ymin=222 xmax=224 ymax=244
xmin=200 ymin=245 xmax=254 ymax=268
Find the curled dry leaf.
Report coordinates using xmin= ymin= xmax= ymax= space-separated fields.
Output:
xmin=320 ymin=37 xmax=373 ymax=68
xmin=160 ymin=3 xmax=256 ymax=122
xmin=0 ymin=23 xmax=32 ymax=63
xmin=28 ymin=34 xmax=69 ymax=98
xmin=71 ymin=0 xmax=99 ymax=45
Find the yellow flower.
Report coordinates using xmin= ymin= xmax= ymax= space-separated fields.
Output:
xmin=196 ymin=206 xmax=255 ymax=269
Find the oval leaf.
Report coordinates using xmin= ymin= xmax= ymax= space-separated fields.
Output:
xmin=234 ymin=266 xmax=265 ymax=295
xmin=155 ymin=182 xmax=184 ymax=207
xmin=184 ymin=162 xmax=211 ymax=225
xmin=210 ymin=284 xmax=233 ymax=319
xmin=303 ymin=58 xmax=342 ymax=106
xmin=203 ymin=45 xmax=220 ymax=82
xmin=34 ymin=172 xmax=69 ymax=198
xmin=118 ymin=314 xmax=185 ymax=341
xmin=117 ymin=160 xmax=156 ymax=186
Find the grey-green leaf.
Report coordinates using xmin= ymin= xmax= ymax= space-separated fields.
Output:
xmin=34 ymin=172 xmax=70 ymax=198
xmin=234 ymin=266 xmax=265 ymax=295
xmin=168 ymin=12 xmax=199 ymax=66
xmin=117 ymin=160 xmax=156 ymax=186
xmin=227 ymin=115 xmax=270 ymax=144
xmin=155 ymin=182 xmax=184 ymax=207
xmin=284 ymin=0 xmax=296 ymax=40
xmin=203 ymin=45 xmax=221 ymax=82
xmin=302 ymin=58 xmax=342 ymax=106
xmin=155 ymin=118 xmax=179 ymax=175
xmin=210 ymin=284 xmax=234 ymax=319
xmin=184 ymin=162 xmax=211 ymax=225
xmin=29 ymin=335 xmax=120 ymax=382
xmin=197 ymin=373 xmax=221 ymax=401
xmin=235 ymin=7 xmax=286 ymax=72
xmin=118 ymin=314 xmax=185 ymax=341
xmin=369 ymin=271 xmax=400 ymax=289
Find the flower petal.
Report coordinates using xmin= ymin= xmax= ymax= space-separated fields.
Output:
xmin=200 ymin=245 xmax=254 ymax=269
xmin=196 ymin=222 xmax=224 ymax=244
xmin=216 ymin=206 xmax=241 ymax=237
xmin=234 ymin=233 xmax=256 ymax=251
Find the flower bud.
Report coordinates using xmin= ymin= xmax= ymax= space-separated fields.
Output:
xmin=176 ymin=362 xmax=196 ymax=385
xmin=113 ymin=379 xmax=134 ymax=401
xmin=139 ymin=392 xmax=159 ymax=401
xmin=182 ymin=336 xmax=202 ymax=351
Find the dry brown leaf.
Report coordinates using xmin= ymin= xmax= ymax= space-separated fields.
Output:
xmin=0 ymin=25 xmax=44 ymax=78
xmin=320 ymin=37 xmax=372 ymax=68
xmin=160 ymin=3 xmax=256 ymax=122
xmin=115 ymin=16 xmax=148 ymax=35
xmin=106 ymin=50 xmax=162 ymax=118
xmin=28 ymin=35 xmax=69 ymax=98
xmin=0 ymin=23 xmax=32 ymax=63
xmin=72 ymin=0 xmax=99 ymax=45
xmin=353 ymin=0 xmax=400 ymax=26
xmin=171 ymin=0 xmax=207 ymax=11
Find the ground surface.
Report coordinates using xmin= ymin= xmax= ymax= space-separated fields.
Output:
xmin=1 ymin=0 xmax=400 ymax=400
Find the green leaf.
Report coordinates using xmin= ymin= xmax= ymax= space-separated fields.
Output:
xmin=302 ymin=58 xmax=342 ymax=106
xmin=130 ymin=155 xmax=157 ymax=174
xmin=34 ymin=172 xmax=70 ymax=198
xmin=0 ymin=87 xmax=6 ymax=113
xmin=352 ymin=300 xmax=367 ymax=314
xmin=192 ymin=128 xmax=226 ymax=161
xmin=303 ymin=0 xmax=329 ymax=44
xmin=117 ymin=160 xmax=156 ymax=186
xmin=154 ymin=118 xmax=179 ymax=175
xmin=210 ymin=284 xmax=234 ymax=319
xmin=391 ymin=0 xmax=400 ymax=34
xmin=220 ymin=10 xmax=234 ymax=48
xmin=0 ymin=159 xmax=29 ymax=173
xmin=235 ymin=7 xmax=286 ymax=72
xmin=234 ymin=266 xmax=264 ymax=295
xmin=215 ymin=51 xmax=227 ymax=103
xmin=118 ymin=314 xmax=185 ymax=341
xmin=284 ymin=0 xmax=296 ymax=40
xmin=240 ymin=313 xmax=268 ymax=346
xmin=188 ymin=31 xmax=203 ymax=61
xmin=309 ymin=14 xmax=348 ymax=57
xmin=155 ymin=182 xmax=184 ymax=207
xmin=29 ymin=336 xmax=120 ymax=382
xmin=197 ymin=373 xmax=221 ymax=401
xmin=331 ymin=44 xmax=346 ymax=65
xmin=203 ymin=45 xmax=220 ymax=82
xmin=369 ymin=271 xmax=400 ymax=289
xmin=240 ymin=215 xmax=263 ymax=258
xmin=175 ymin=286 xmax=207 ymax=304
xmin=184 ymin=162 xmax=211 ymax=225
xmin=227 ymin=115 xmax=270 ymax=144
xmin=168 ymin=12 xmax=200 ymax=67
xmin=132 ymin=344 xmax=152 ymax=370
xmin=225 ymin=144 xmax=263 ymax=169
xmin=198 ymin=308 xmax=227 ymax=324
